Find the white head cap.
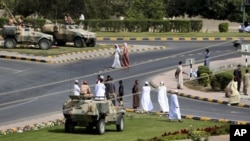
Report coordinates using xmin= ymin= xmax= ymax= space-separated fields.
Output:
xmin=145 ymin=81 xmax=149 ymax=85
xmin=100 ymin=75 xmax=104 ymax=79
xmin=160 ymin=81 xmax=164 ymax=85
xmin=75 ymin=80 xmax=79 ymax=83
xmin=115 ymin=44 xmax=119 ymax=48
xmin=124 ymin=42 xmax=127 ymax=47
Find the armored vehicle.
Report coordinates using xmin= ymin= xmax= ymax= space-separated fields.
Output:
xmin=63 ymin=95 xmax=125 ymax=134
xmin=2 ymin=25 xmax=53 ymax=50
xmin=42 ymin=23 xmax=96 ymax=47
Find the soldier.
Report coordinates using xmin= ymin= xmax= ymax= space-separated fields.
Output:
xmin=64 ymin=13 xmax=75 ymax=24
xmin=17 ymin=16 xmax=24 ymax=26
xmin=8 ymin=15 xmax=17 ymax=26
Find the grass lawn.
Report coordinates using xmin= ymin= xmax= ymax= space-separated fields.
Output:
xmin=0 ymin=113 xmax=229 ymax=141
xmin=0 ymin=44 xmax=114 ymax=56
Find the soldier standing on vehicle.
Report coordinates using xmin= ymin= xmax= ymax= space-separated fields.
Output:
xmin=73 ymin=80 xmax=80 ymax=96
xmin=17 ymin=16 xmax=24 ymax=26
xmin=8 ymin=15 xmax=17 ymax=25
xmin=64 ymin=13 xmax=75 ymax=24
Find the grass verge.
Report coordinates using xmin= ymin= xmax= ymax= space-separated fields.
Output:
xmin=0 ymin=113 xmax=229 ymax=141
xmin=0 ymin=44 xmax=113 ymax=56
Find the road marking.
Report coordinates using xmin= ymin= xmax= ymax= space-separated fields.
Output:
xmin=0 ymin=40 xmax=234 ymax=98
xmin=0 ymin=98 xmax=37 ymax=111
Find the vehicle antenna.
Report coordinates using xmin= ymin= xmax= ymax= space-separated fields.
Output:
xmin=1 ymin=1 xmax=14 ymax=17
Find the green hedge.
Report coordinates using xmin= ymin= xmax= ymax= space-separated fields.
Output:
xmin=197 ymin=66 xmax=212 ymax=84
xmin=210 ymin=72 xmax=233 ymax=91
xmin=218 ymin=23 xmax=229 ymax=33
xmin=200 ymin=73 xmax=210 ymax=87
xmin=0 ymin=18 xmax=202 ymax=33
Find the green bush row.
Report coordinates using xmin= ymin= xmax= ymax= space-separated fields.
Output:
xmin=197 ymin=65 xmax=233 ymax=91
xmin=210 ymin=72 xmax=233 ymax=91
xmin=218 ymin=23 xmax=229 ymax=33
xmin=0 ymin=18 xmax=202 ymax=33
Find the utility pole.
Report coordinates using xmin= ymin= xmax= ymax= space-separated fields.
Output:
xmin=244 ymin=0 xmax=250 ymax=23
xmin=242 ymin=0 xmax=246 ymax=24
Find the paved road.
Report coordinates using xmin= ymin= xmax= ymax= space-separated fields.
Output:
xmin=0 ymin=41 xmax=249 ymax=131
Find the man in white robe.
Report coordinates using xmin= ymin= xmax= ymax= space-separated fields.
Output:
xmin=169 ymin=94 xmax=182 ymax=122
xmin=158 ymin=81 xmax=169 ymax=113
xmin=94 ymin=78 xmax=106 ymax=100
xmin=140 ymin=81 xmax=153 ymax=112
xmin=243 ymin=69 xmax=250 ymax=95
xmin=228 ymin=79 xmax=241 ymax=106
xmin=112 ymin=44 xmax=121 ymax=69
xmin=73 ymin=80 xmax=80 ymax=96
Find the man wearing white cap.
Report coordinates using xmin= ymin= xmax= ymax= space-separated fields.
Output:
xmin=140 ymin=81 xmax=153 ymax=112
xmin=94 ymin=76 xmax=106 ymax=100
xmin=73 ymin=80 xmax=80 ymax=96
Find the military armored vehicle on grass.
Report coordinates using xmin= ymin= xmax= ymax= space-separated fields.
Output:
xmin=2 ymin=25 xmax=53 ymax=50
xmin=42 ymin=23 xmax=96 ymax=47
xmin=63 ymin=95 xmax=125 ymax=134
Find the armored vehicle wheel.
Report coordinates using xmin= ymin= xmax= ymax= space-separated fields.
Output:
xmin=39 ymin=38 xmax=51 ymax=50
xmin=96 ymin=119 xmax=105 ymax=134
xmin=116 ymin=115 xmax=124 ymax=131
xmin=4 ymin=38 xmax=16 ymax=48
xmin=65 ymin=119 xmax=75 ymax=133
xmin=86 ymin=39 xmax=96 ymax=47
xmin=74 ymin=37 xmax=84 ymax=48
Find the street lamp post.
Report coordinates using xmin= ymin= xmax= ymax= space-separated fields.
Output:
xmin=243 ymin=0 xmax=250 ymax=23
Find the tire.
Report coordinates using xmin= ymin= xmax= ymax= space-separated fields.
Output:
xmin=65 ymin=119 xmax=75 ymax=133
xmin=96 ymin=119 xmax=105 ymax=134
xmin=74 ymin=37 xmax=84 ymax=48
xmin=116 ymin=116 xmax=124 ymax=131
xmin=86 ymin=39 xmax=96 ymax=47
xmin=39 ymin=38 xmax=50 ymax=50
xmin=4 ymin=38 xmax=16 ymax=49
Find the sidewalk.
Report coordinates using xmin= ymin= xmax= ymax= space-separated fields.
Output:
xmin=150 ymin=57 xmax=250 ymax=141
xmin=150 ymin=57 xmax=250 ymax=106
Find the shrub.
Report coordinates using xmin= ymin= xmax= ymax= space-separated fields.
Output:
xmin=197 ymin=66 xmax=211 ymax=84
xmin=200 ymin=73 xmax=210 ymax=87
xmin=218 ymin=23 xmax=229 ymax=32
xmin=210 ymin=72 xmax=233 ymax=91
xmin=210 ymin=76 xmax=220 ymax=90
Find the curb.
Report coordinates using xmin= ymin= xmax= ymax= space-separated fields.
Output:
xmin=0 ymin=46 xmax=167 ymax=64
xmin=97 ymin=37 xmax=250 ymax=41
xmin=149 ymin=80 xmax=250 ymax=109
xmin=125 ymin=108 xmax=250 ymax=125
xmin=0 ymin=55 xmax=48 ymax=63
xmin=0 ymin=118 xmax=65 ymax=135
